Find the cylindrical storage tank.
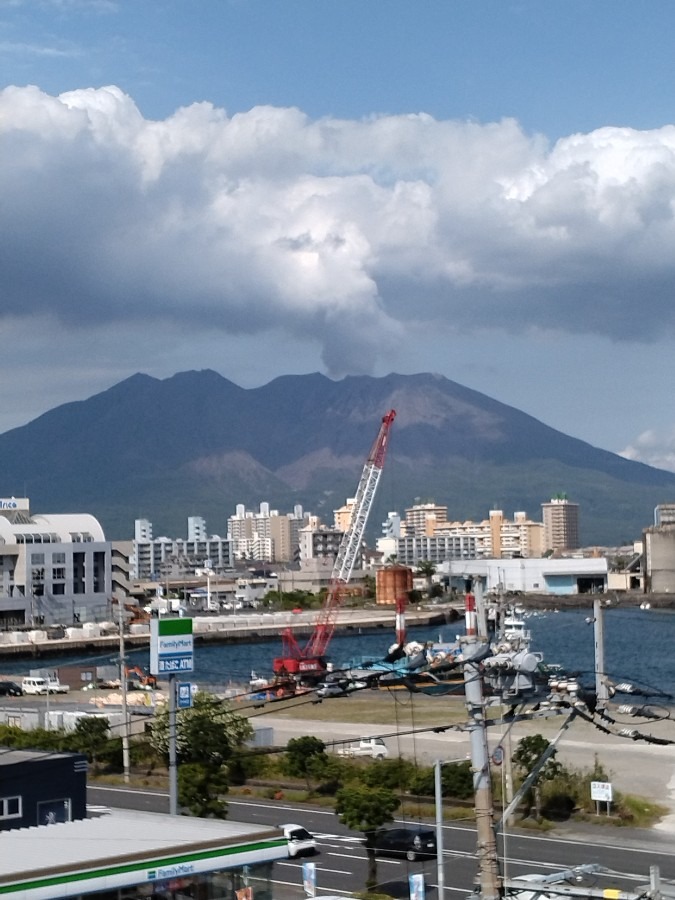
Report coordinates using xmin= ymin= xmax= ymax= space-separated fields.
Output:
xmin=376 ymin=565 xmax=413 ymax=606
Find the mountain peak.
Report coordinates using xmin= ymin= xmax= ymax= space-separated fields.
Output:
xmin=0 ymin=369 xmax=672 ymax=543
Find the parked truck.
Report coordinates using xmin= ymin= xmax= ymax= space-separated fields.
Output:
xmin=336 ymin=738 xmax=389 ymax=759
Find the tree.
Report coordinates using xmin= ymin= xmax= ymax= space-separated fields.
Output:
xmin=179 ymin=762 xmax=229 ymax=818
xmin=284 ymin=736 xmax=327 ymax=791
xmin=150 ymin=692 xmax=252 ymax=766
xmin=150 ymin=691 xmax=252 ymax=817
xmin=67 ymin=717 xmax=110 ymax=768
xmin=361 ymin=574 xmax=376 ymax=601
xmin=335 ymin=784 xmax=400 ymax=890
xmin=512 ymin=734 xmax=563 ymax=820
xmin=416 ymin=560 xmax=436 ymax=596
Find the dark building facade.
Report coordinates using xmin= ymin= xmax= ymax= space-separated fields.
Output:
xmin=0 ymin=749 xmax=87 ymax=830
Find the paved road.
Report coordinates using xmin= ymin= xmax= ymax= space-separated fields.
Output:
xmin=89 ymin=785 xmax=675 ymax=899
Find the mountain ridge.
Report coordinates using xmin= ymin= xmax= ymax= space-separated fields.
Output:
xmin=1 ymin=370 xmax=673 ymax=543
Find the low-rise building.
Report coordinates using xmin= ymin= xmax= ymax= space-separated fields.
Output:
xmin=0 ymin=807 xmax=287 ymax=900
xmin=438 ymin=555 xmax=607 ymax=595
xmin=643 ymin=524 xmax=675 ymax=593
xmin=0 ymin=497 xmax=112 ymax=626
xmin=0 ymin=748 xmax=87 ymax=830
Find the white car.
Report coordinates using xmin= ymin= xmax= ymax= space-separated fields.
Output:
xmin=280 ymin=823 xmax=317 ymax=858
xmin=315 ymin=682 xmax=347 ymax=699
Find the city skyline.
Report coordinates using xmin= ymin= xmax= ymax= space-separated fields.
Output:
xmin=3 ymin=2 xmax=675 ymax=471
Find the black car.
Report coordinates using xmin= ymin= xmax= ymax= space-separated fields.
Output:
xmin=373 ymin=827 xmax=437 ymax=861
xmin=0 ymin=681 xmax=23 ymax=697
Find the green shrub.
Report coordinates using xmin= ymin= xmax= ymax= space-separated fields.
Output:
xmin=360 ymin=757 xmax=416 ymax=792
xmin=409 ymin=761 xmax=473 ymax=800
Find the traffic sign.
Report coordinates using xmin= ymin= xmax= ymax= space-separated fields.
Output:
xmin=491 ymin=745 xmax=504 ymax=766
xmin=177 ymin=682 xmax=193 ymax=709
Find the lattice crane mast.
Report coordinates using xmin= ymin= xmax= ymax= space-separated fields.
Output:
xmin=273 ymin=409 xmax=396 ymax=677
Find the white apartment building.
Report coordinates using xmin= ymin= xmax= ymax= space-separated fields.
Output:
xmin=132 ymin=517 xmax=233 ymax=580
xmin=379 ymin=508 xmax=544 ymax=565
xmin=392 ymin=532 xmax=478 ymax=566
xmin=227 ymin=502 xmax=306 ymax=563
xmin=0 ymin=498 xmax=112 ymax=626
xmin=298 ymin=524 xmax=345 ymax=567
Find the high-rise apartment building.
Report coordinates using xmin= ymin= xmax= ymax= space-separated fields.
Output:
xmin=542 ymin=495 xmax=580 ymax=551
xmin=132 ymin=517 xmax=233 ymax=579
xmin=227 ymin=502 xmax=307 ymax=563
xmin=404 ymin=503 xmax=449 ymax=536
xmin=334 ymin=498 xmax=355 ymax=532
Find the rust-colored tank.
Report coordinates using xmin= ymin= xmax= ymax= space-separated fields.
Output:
xmin=376 ymin=565 xmax=413 ymax=606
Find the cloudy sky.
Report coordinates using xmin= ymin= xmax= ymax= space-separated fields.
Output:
xmin=3 ymin=1 xmax=675 ymax=470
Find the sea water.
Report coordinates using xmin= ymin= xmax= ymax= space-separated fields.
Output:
xmin=0 ymin=606 xmax=672 ymax=697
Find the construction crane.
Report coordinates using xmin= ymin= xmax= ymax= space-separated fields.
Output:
xmin=273 ymin=409 xmax=396 ymax=678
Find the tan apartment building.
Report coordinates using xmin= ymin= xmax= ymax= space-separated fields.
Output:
xmin=542 ymin=495 xmax=580 ymax=551
xmin=404 ymin=502 xmax=449 ymax=536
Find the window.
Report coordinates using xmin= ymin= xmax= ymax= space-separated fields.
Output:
xmin=53 ymin=552 xmax=66 ymax=565
xmin=31 ymin=553 xmax=45 ymax=565
xmin=0 ymin=795 xmax=22 ymax=820
xmin=52 ymin=567 xmax=66 ymax=581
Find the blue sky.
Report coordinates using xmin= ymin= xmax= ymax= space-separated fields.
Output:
xmin=3 ymin=0 xmax=675 ymax=472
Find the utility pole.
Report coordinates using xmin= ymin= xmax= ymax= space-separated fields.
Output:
xmin=593 ymin=597 xmax=610 ymax=710
xmin=434 ymin=759 xmax=445 ymax=900
xmin=168 ymin=674 xmax=177 ymax=815
xmin=117 ymin=600 xmax=130 ymax=784
xmin=462 ymin=586 xmax=501 ymax=900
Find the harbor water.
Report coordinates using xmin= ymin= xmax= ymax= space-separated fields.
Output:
xmin=0 ymin=605 xmax=672 ymax=697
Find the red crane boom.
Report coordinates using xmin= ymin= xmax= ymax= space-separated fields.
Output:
xmin=273 ymin=409 xmax=396 ymax=677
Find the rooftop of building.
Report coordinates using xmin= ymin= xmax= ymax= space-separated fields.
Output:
xmin=0 ymin=807 xmax=284 ymax=884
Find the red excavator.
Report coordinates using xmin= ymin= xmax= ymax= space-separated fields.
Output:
xmin=125 ymin=666 xmax=158 ymax=689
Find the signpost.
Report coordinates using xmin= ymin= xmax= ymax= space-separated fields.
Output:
xmin=150 ymin=619 xmax=194 ymax=675
xmin=150 ymin=620 xmax=194 ymax=815
xmin=591 ymin=780 xmax=613 ymax=816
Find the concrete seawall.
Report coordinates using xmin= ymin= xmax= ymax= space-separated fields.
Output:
xmin=0 ymin=607 xmax=457 ymax=660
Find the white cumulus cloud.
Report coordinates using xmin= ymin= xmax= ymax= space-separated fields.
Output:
xmin=4 ymin=85 xmax=675 ymax=376
xmin=620 ymin=429 xmax=675 ymax=473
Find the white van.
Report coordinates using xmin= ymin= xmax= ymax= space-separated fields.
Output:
xmin=21 ymin=676 xmax=49 ymax=695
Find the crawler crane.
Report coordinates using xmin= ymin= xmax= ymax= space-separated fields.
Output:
xmin=272 ymin=409 xmax=396 ymax=678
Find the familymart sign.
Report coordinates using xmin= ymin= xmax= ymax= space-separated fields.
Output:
xmin=150 ymin=618 xmax=193 ymax=675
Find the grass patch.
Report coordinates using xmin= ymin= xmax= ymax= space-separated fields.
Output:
xmin=513 ymin=817 xmax=556 ymax=832
xmin=265 ymin=691 xmax=468 ymax=727
xmin=575 ymin=794 xmax=668 ymax=828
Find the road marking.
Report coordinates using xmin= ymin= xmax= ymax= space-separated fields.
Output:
xmin=315 ymin=833 xmax=362 ymax=843
xmin=229 ymin=799 xmax=338 ymax=818
xmin=90 ymin=786 xmax=167 ymax=797
xmin=426 ymin=886 xmax=473 ymax=895
xmin=278 ymin=863 xmax=352 ymax=875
